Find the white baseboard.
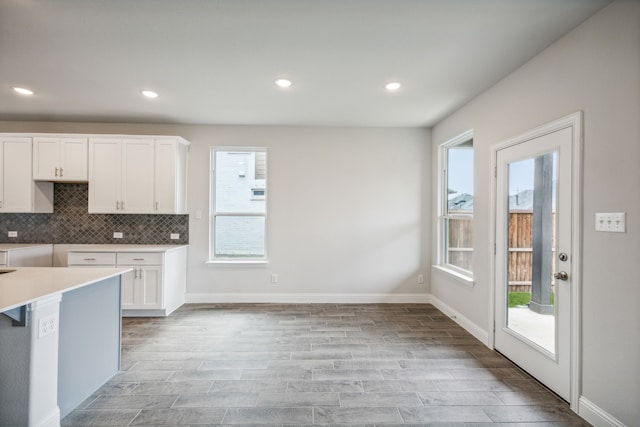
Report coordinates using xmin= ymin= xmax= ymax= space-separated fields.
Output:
xmin=578 ymin=396 xmax=627 ymax=427
xmin=35 ymin=406 xmax=60 ymax=427
xmin=428 ymin=294 xmax=489 ymax=346
xmin=185 ymin=292 xmax=430 ymax=304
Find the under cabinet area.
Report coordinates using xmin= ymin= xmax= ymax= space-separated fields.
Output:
xmin=67 ymin=245 xmax=187 ymax=316
xmin=33 ymin=136 xmax=88 ymax=181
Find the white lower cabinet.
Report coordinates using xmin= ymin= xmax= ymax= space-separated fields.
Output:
xmin=67 ymin=246 xmax=187 ymax=316
xmin=117 ymin=253 xmax=163 ymax=311
xmin=0 ymin=244 xmax=53 ymax=267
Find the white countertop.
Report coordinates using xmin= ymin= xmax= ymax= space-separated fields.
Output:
xmin=0 ymin=267 xmax=130 ymax=313
xmin=66 ymin=244 xmax=187 ymax=253
xmin=0 ymin=243 xmax=53 ymax=252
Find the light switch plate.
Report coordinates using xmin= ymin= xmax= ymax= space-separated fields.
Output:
xmin=170 ymin=233 xmax=180 ymax=240
xmin=8 ymin=231 xmax=17 ymax=237
xmin=113 ymin=232 xmax=123 ymax=238
xmin=595 ymin=212 xmax=626 ymax=233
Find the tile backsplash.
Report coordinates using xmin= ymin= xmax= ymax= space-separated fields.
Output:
xmin=0 ymin=184 xmax=188 ymax=245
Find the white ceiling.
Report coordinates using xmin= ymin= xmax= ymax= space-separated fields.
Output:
xmin=0 ymin=0 xmax=611 ymax=128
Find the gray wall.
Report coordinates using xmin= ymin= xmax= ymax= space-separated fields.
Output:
xmin=430 ymin=0 xmax=639 ymax=424
xmin=0 ymin=122 xmax=431 ymax=300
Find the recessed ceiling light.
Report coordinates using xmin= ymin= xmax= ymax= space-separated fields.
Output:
xmin=275 ymin=78 xmax=292 ymax=88
xmin=141 ymin=90 xmax=159 ymax=98
xmin=12 ymin=87 xmax=34 ymax=96
xmin=385 ymin=82 xmax=402 ymax=91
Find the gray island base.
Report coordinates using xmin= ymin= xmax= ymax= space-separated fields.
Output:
xmin=0 ymin=268 xmax=128 ymax=427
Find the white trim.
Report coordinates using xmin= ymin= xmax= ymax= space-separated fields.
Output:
xmin=206 ymin=260 xmax=270 ymax=265
xmin=432 ymin=264 xmax=475 ymax=287
xmin=488 ymin=111 xmax=583 ymax=409
xmin=34 ymin=406 xmax=61 ymax=427
xmin=186 ymin=293 xmax=430 ymax=304
xmin=437 ymin=129 xmax=474 ymax=271
xmin=429 ymin=294 xmax=489 ymax=346
xmin=578 ymin=396 xmax=627 ymax=427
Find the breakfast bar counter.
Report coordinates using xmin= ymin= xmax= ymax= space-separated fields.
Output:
xmin=0 ymin=267 xmax=130 ymax=427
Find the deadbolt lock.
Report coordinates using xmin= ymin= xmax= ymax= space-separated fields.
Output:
xmin=558 ymin=252 xmax=568 ymax=262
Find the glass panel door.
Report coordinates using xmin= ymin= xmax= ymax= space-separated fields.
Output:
xmin=506 ymin=152 xmax=557 ymax=354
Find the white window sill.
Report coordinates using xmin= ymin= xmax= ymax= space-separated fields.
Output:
xmin=206 ymin=260 xmax=269 ymax=267
xmin=432 ymin=265 xmax=475 ymax=288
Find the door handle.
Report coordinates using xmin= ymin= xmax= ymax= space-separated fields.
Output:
xmin=554 ymin=271 xmax=569 ymax=281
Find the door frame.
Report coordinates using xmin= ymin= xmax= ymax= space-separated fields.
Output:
xmin=488 ymin=111 xmax=583 ymax=410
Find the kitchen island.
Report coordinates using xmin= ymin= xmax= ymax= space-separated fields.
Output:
xmin=0 ymin=267 xmax=130 ymax=427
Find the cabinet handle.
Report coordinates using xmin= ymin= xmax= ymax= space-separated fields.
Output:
xmin=83 ymin=258 xmax=96 ymax=261
xmin=121 ymin=201 xmax=125 ymax=210
xmin=133 ymin=258 xmax=145 ymax=261
xmin=55 ymin=167 xmax=59 ymax=177
xmin=155 ymin=201 xmax=159 ymax=211
xmin=60 ymin=167 xmax=64 ymax=177
xmin=116 ymin=201 xmax=120 ymax=210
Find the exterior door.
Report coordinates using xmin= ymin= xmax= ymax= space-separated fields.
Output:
xmin=493 ymin=115 xmax=580 ymax=402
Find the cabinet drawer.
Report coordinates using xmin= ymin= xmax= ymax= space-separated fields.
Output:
xmin=0 ymin=252 xmax=7 ymax=265
xmin=68 ymin=252 xmax=116 ymax=266
xmin=117 ymin=252 xmax=163 ymax=265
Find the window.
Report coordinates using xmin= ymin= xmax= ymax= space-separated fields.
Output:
xmin=438 ymin=131 xmax=473 ymax=279
xmin=210 ymin=148 xmax=267 ymax=261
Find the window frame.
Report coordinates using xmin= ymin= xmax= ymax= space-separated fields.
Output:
xmin=209 ymin=147 xmax=268 ymax=264
xmin=436 ymin=130 xmax=474 ymax=285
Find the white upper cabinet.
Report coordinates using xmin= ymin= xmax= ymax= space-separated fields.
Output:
xmin=0 ymin=137 xmax=53 ymax=213
xmin=122 ymin=139 xmax=155 ymax=213
xmin=33 ymin=137 xmax=88 ymax=181
xmin=154 ymin=138 xmax=188 ymax=214
xmin=89 ymin=136 xmax=189 ymax=214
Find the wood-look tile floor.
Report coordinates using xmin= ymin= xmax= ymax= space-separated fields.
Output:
xmin=62 ymin=303 xmax=591 ymax=426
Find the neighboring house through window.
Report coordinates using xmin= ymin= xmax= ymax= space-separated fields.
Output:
xmin=210 ymin=147 xmax=267 ymax=261
xmin=437 ymin=130 xmax=474 ymax=281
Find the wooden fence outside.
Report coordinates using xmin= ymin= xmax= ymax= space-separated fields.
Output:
xmin=448 ymin=211 xmax=555 ymax=292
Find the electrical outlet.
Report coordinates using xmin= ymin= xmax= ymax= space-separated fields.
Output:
xmin=113 ymin=232 xmax=123 ymax=238
xmin=38 ymin=314 xmax=57 ymax=339
xmin=417 ymin=274 xmax=424 ymax=284
xmin=271 ymin=273 xmax=278 ymax=284
xmin=170 ymin=233 xmax=180 ymax=240
xmin=8 ymin=231 xmax=17 ymax=238
xmin=595 ymin=212 xmax=626 ymax=233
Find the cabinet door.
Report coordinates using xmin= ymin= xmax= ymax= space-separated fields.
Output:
xmin=139 ymin=265 xmax=163 ymax=309
xmin=1 ymin=138 xmax=34 ymax=212
xmin=33 ymin=137 xmax=60 ymax=180
xmin=121 ymin=269 xmax=137 ymax=309
xmin=154 ymin=139 xmax=177 ymax=213
xmin=122 ymin=139 xmax=155 ymax=213
xmin=88 ymin=139 xmax=121 ymax=213
xmin=60 ymin=138 xmax=88 ymax=181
